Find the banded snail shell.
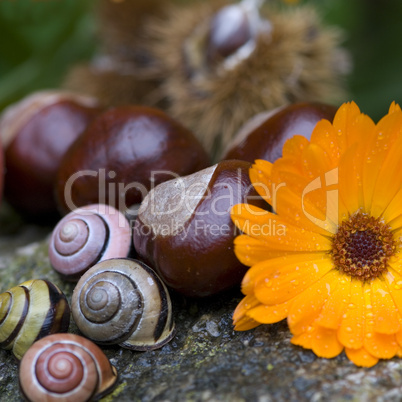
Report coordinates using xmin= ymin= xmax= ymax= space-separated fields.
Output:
xmin=0 ymin=279 xmax=70 ymax=359
xmin=19 ymin=333 xmax=118 ymax=402
xmin=49 ymin=204 xmax=132 ymax=281
xmin=72 ymin=258 xmax=175 ymax=350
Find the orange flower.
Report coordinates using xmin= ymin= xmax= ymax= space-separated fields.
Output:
xmin=231 ymin=101 xmax=402 ymax=367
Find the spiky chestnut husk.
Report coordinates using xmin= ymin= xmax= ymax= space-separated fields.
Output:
xmin=63 ymin=0 xmax=167 ymax=108
xmin=96 ymin=0 xmax=165 ymax=62
xmin=146 ymin=1 xmax=349 ymax=157
xmin=64 ymin=63 xmax=162 ymax=109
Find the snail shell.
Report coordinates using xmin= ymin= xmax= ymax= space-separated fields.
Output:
xmin=72 ymin=258 xmax=175 ymax=351
xmin=19 ymin=333 xmax=118 ymax=402
xmin=49 ymin=204 xmax=132 ymax=281
xmin=0 ymin=279 xmax=70 ymax=360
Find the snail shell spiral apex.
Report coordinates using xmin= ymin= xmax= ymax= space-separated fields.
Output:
xmin=72 ymin=258 xmax=175 ymax=351
xmin=19 ymin=333 xmax=118 ymax=402
xmin=49 ymin=204 xmax=132 ymax=281
xmin=0 ymin=279 xmax=70 ymax=360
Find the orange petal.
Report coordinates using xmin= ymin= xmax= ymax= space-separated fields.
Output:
xmin=315 ymin=273 xmax=351 ymax=329
xmin=233 ymin=294 xmax=260 ymax=322
xmin=287 ymin=269 xmax=339 ymax=335
xmin=332 ymin=101 xmax=363 ymax=150
xmin=371 ymin=278 xmax=400 ymax=334
xmin=298 ymin=144 xmax=339 ymax=227
xmin=233 ymin=294 xmax=261 ymax=331
xmin=249 ymin=160 xmax=273 ymax=202
xmin=364 ymin=332 xmax=398 ymax=359
xmin=291 ymin=327 xmax=316 ymax=350
xmin=363 ymin=283 xmax=398 ymax=359
xmin=384 ymin=264 xmax=402 ymax=314
xmin=270 ymin=185 xmax=337 ymax=235
xmin=300 ymin=143 xmax=332 ymax=182
xmin=362 ymin=111 xmax=402 ymax=212
xmin=260 ymin=153 xmax=340 ymax=235
xmin=369 ymin=134 xmax=402 ymax=218
xmin=231 ymin=204 xmax=332 ymax=252
xmin=345 ymin=347 xmax=378 ymax=367
xmin=337 ymin=280 xmax=365 ymax=349
xmin=311 ymin=326 xmax=343 ymax=358
xmin=233 ymin=235 xmax=293 ymax=267
xmin=254 ymin=256 xmax=334 ymax=305
xmin=388 ymin=101 xmax=402 ymax=114
xmin=241 ymin=253 xmax=329 ymax=295
xmin=310 ymin=119 xmax=341 ymax=167
xmin=282 ymin=135 xmax=310 ymax=160
xmin=338 ymin=143 xmax=364 ymax=216
xmin=396 ymin=331 xmax=402 ymax=349
xmin=233 ymin=315 xmax=261 ymax=331
xmin=247 ymin=301 xmax=289 ymax=324
xmin=382 ymin=189 xmax=402 ymax=230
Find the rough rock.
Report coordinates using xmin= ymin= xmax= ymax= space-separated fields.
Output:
xmin=0 ymin=205 xmax=401 ymax=402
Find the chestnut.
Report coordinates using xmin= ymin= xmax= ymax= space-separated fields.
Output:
xmin=56 ymin=105 xmax=210 ymax=214
xmin=221 ymin=102 xmax=338 ymax=163
xmin=133 ymin=159 xmax=267 ymax=297
xmin=0 ymin=90 xmax=101 ymax=220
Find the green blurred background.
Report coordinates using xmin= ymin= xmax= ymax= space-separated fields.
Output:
xmin=0 ymin=0 xmax=401 ymax=121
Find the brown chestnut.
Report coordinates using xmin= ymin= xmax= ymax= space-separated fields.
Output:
xmin=207 ymin=4 xmax=253 ymax=63
xmin=221 ymin=102 xmax=337 ymax=163
xmin=133 ymin=159 xmax=267 ymax=297
xmin=56 ymin=105 xmax=210 ymax=214
xmin=0 ymin=90 xmax=101 ymax=220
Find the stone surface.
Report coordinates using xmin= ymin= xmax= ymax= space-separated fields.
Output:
xmin=0 ymin=205 xmax=402 ymax=401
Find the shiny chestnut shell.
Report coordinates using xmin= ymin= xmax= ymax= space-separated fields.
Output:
xmin=133 ymin=160 xmax=267 ymax=297
xmin=221 ymin=102 xmax=337 ymax=163
xmin=56 ymin=105 xmax=210 ymax=213
xmin=0 ymin=91 xmax=101 ymax=220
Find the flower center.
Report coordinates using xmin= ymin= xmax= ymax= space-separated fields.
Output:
xmin=332 ymin=212 xmax=396 ymax=280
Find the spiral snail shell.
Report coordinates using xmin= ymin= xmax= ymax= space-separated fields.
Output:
xmin=49 ymin=204 xmax=132 ymax=281
xmin=72 ymin=258 xmax=175 ymax=351
xmin=19 ymin=333 xmax=118 ymax=402
xmin=0 ymin=279 xmax=70 ymax=360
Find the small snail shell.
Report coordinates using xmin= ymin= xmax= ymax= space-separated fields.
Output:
xmin=72 ymin=258 xmax=175 ymax=351
xmin=0 ymin=279 xmax=70 ymax=360
xmin=49 ymin=204 xmax=132 ymax=281
xmin=19 ymin=333 xmax=118 ymax=402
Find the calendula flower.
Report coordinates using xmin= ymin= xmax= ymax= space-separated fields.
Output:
xmin=231 ymin=101 xmax=402 ymax=367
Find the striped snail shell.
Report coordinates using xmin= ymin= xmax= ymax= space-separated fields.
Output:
xmin=72 ymin=258 xmax=175 ymax=351
xmin=19 ymin=333 xmax=118 ymax=402
xmin=49 ymin=204 xmax=132 ymax=281
xmin=0 ymin=279 xmax=70 ymax=360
